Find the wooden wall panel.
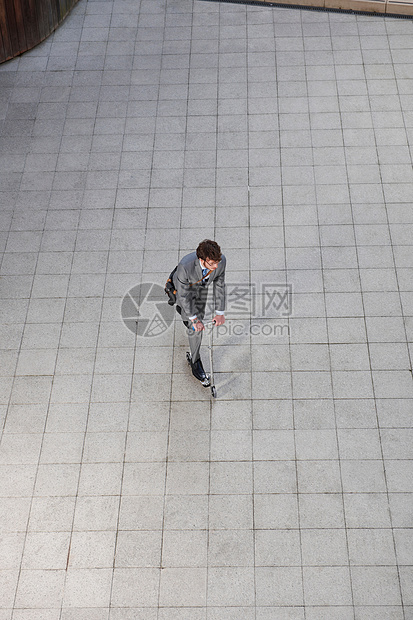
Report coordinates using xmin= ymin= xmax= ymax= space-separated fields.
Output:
xmin=0 ymin=0 xmax=79 ymax=63
xmin=0 ymin=1 xmax=12 ymax=61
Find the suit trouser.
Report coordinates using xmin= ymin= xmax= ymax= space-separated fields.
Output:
xmin=176 ymin=286 xmax=208 ymax=364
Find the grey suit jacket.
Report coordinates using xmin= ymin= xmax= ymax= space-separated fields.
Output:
xmin=173 ymin=251 xmax=226 ymax=319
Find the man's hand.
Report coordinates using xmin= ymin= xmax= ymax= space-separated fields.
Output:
xmin=192 ymin=318 xmax=205 ymax=332
xmin=213 ymin=314 xmax=225 ymax=326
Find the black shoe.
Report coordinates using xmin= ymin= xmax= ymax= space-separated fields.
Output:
xmin=190 ymin=357 xmax=211 ymax=387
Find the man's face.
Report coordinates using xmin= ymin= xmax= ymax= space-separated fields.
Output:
xmin=203 ymin=257 xmax=220 ymax=270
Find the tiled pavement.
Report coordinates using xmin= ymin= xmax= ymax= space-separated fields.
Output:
xmin=0 ymin=0 xmax=413 ymax=617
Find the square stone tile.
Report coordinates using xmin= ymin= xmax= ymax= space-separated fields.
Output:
xmin=290 ymin=344 xmax=330 ymax=371
xmin=388 ymin=493 xmax=413 ymax=528
xmin=348 ymin=529 xmax=397 ymax=565
xmin=332 ymin=371 xmax=374 ymax=399
xmin=12 ymin=610 xmax=62 ymax=620
xmin=162 ymin=530 xmax=207 ymax=567
xmin=337 ymin=428 xmax=382 ymax=459
xmin=119 ymin=495 xmax=163 ymax=530
xmin=252 ymin=372 xmax=292 ymax=400
xmin=209 ymin=530 xmax=254 ymax=567
xmin=369 ymin=343 xmax=410 ymax=370
xmin=301 ymin=529 xmax=349 ymax=566
xmin=209 ymin=610 xmax=253 ymax=620
xmin=207 ymin=567 xmax=255 ymax=606
xmin=77 ymin=463 xmax=123 ymax=496
xmin=372 ymin=371 xmax=413 ymax=399
xmin=303 ymin=567 xmax=353 ymax=605
xmin=299 ymin=493 xmax=345 ymax=529
xmin=163 ymin=494 xmax=208 ymax=531
xmin=399 ymin=566 xmax=413 ymax=606
xmin=292 ymin=371 xmax=333 ymax=399
xmin=254 ymin=494 xmax=299 ymax=529
xmin=166 ymin=462 xmax=209 ymax=495
xmin=344 ymin=493 xmax=392 ymax=528
xmin=111 ymin=568 xmax=159 ymax=607
xmin=329 ymin=343 xmax=370 ymax=371
xmin=15 ymin=569 xmax=66 ymax=608
xmin=252 ymin=400 xmax=293 ymax=430
xmin=73 ymin=496 xmax=117 ymax=540
xmin=49 ymin=375 xmax=93 ymax=405
xmin=0 ymin=533 xmax=25 ymax=570
xmin=334 ymin=399 xmax=377 ymax=428
xmin=125 ymin=431 xmax=168 ymax=462
xmin=0 ymin=434 xmax=43 ymax=465
xmin=255 ymin=529 xmax=301 ymax=567
xmin=295 ymin=429 xmax=338 ymax=460
xmin=45 ymin=404 xmax=88 ymax=434
xmin=341 ymin=460 xmax=387 ymax=493
xmin=61 ymin=611 xmax=109 ymax=620
xmin=158 ymin=610 xmax=204 ymax=620
xmin=209 ymin=495 xmax=253 ymax=530
xmin=210 ymin=430 xmax=252 ymax=461
xmin=40 ymin=433 xmax=84 ymax=464
xmin=168 ymin=431 xmax=210 ymax=461
xmin=22 ymin=532 xmax=70 ymax=569
xmin=115 ymin=531 xmax=161 ymax=568
xmin=297 ymin=461 xmax=342 ymax=493
xmin=122 ymin=462 xmax=166 ymax=496
xmin=253 ymin=430 xmax=295 ymax=460
xmin=68 ymin=531 xmax=116 ymax=568
xmin=159 ymin=568 xmax=207 ymax=607
xmin=385 ymin=461 xmax=413 ymax=493
xmin=351 ymin=566 xmax=402 ymax=605
xmin=211 ymin=400 xmax=252 ymax=430
xmin=306 ymin=610 xmax=353 ymax=620
xmin=254 ymin=461 xmax=297 ymax=494
xmin=293 ymin=399 xmax=336 ymax=429
xmin=255 ymin=567 xmax=303 ymax=606
xmin=34 ymin=464 xmax=80 ymax=497
xmin=210 ymin=462 xmax=253 ymax=495
xmin=128 ymin=401 xmax=170 ymax=432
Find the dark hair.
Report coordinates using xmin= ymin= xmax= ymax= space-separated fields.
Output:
xmin=196 ymin=239 xmax=222 ymax=262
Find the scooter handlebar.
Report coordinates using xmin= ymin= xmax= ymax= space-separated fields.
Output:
xmin=191 ymin=320 xmax=216 ymax=331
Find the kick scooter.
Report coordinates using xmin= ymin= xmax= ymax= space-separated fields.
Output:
xmin=186 ymin=320 xmax=217 ymax=398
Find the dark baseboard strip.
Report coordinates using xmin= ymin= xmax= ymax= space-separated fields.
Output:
xmin=199 ymin=0 xmax=413 ymax=19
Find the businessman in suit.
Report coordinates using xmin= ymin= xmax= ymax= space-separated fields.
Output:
xmin=173 ymin=239 xmax=226 ymax=386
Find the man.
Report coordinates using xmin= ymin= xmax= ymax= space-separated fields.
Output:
xmin=174 ymin=239 xmax=226 ymax=386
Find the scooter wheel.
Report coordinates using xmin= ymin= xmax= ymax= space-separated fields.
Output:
xmin=211 ymin=386 xmax=217 ymax=398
